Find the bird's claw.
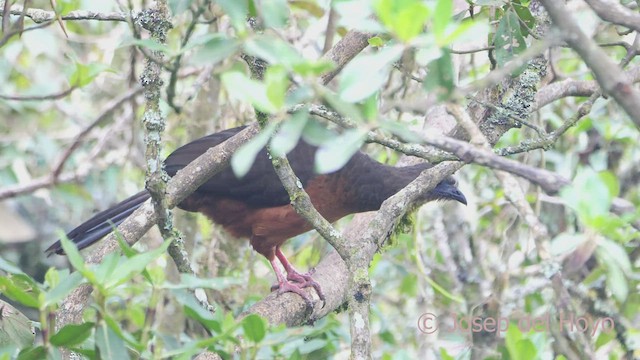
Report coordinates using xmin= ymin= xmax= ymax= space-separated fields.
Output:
xmin=286 ymin=271 xmax=325 ymax=303
xmin=271 ymin=275 xmax=325 ymax=309
xmin=272 ymin=280 xmax=315 ymax=308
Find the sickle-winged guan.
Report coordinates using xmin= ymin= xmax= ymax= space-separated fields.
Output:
xmin=46 ymin=125 xmax=467 ymax=303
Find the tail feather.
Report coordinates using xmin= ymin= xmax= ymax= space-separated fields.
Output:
xmin=46 ymin=191 xmax=151 ymax=255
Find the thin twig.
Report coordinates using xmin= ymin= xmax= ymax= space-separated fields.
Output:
xmin=51 ymin=87 xmax=143 ymax=179
xmin=0 ymin=1 xmax=130 ymax=23
xmin=0 ymin=86 xmax=77 ymax=101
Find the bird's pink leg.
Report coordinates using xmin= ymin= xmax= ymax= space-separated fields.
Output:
xmin=268 ymin=257 xmax=316 ymax=307
xmin=275 ymin=247 xmax=325 ymax=301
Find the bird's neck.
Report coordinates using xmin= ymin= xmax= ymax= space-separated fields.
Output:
xmin=338 ymin=153 xmax=429 ymax=213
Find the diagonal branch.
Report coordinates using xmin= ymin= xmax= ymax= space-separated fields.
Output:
xmin=540 ymin=0 xmax=640 ymax=131
xmin=0 ymin=85 xmax=77 ymax=101
xmin=583 ymin=0 xmax=640 ymax=33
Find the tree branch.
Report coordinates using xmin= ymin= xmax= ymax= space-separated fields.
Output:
xmin=0 ymin=1 xmax=130 ymax=23
xmin=583 ymin=0 xmax=640 ymax=34
xmin=0 ymin=86 xmax=77 ymax=101
xmin=320 ymin=30 xmax=373 ymax=85
xmin=540 ymin=0 xmax=640 ymax=131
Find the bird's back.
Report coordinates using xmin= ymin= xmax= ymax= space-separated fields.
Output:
xmin=165 ymin=126 xmax=318 ymax=208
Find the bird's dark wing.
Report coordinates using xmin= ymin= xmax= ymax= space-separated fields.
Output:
xmin=165 ymin=125 xmax=319 ymax=207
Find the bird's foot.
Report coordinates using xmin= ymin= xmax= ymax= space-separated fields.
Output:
xmin=272 ymin=280 xmax=316 ymax=308
xmin=272 ymin=248 xmax=325 ymax=306
xmin=285 ymin=269 xmax=325 ymax=302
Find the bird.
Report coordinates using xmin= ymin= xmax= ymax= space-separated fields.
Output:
xmin=46 ymin=125 xmax=467 ymax=304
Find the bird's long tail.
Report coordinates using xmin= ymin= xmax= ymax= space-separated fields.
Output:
xmin=45 ymin=190 xmax=151 ymax=255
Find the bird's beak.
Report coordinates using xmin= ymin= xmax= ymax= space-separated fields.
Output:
xmin=434 ymin=183 xmax=467 ymax=205
xmin=449 ymin=188 xmax=467 ymax=205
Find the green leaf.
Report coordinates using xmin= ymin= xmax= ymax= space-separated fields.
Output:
xmin=241 ymin=314 xmax=267 ymax=342
xmin=49 ymin=323 xmax=94 ymax=347
xmin=291 ymin=60 xmax=334 ymax=77
xmin=439 ymin=348 xmax=455 ymax=360
xmin=265 ymin=66 xmax=289 ymax=109
xmin=58 ymin=234 xmax=85 ymax=273
xmin=190 ymin=35 xmax=240 ymax=66
xmin=379 ymin=120 xmax=423 ymax=143
xmin=513 ymin=1 xmax=536 ymax=36
xmin=262 ymin=0 xmax=289 ymax=28
xmin=598 ymin=171 xmax=620 ymax=198
xmin=368 ymin=36 xmax=385 ymax=47
xmin=270 ymin=111 xmax=308 ymax=157
xmin=493 ymin=9 xmax=527 ymax=68
xmin=95 ymin=322 xmax=130 ymax=360
xmin=550 ymin=233 xmax=586 ymax=257
xmin=42 ymin=271 xmax=83 ymax=307
xmin=339 ymin=44 xmax=403 ymax=102
xmin=0 ymin=277 xmax=39 ymax=308
xmin=58 ymin=234 xmax=96 ymax=284
xmin=433 ymin=0 xmax=453 ymax=41
xmin=361 ymin=94 xmax=379 ymax=121
xmin=0 ymin=300 xmax=35 ymax=348
xmin=104 ymin=240 xmax=172 ymax=288
xmin=222 ymin=312 xmax=239 ymax=333
xmin=16 ymin=346 xmax=46 ymax=360
xmin=168 ymin=0 xmax=195 ymax=15
xmin=0 ymin=257 xmax=25 ymax=275
xmin=438 ymin=18 xmax=481 ymax=47
xmin=118 ymin=38 xmax=170 ymax=53
xmin=302 ymin=119 xmax=340 ymax=146
xmin=505 ymin=323 xmax=538 ymax=360
xmin=598 ymin=238 xmax=631 ymax=273
xmin=43 ymin=268 xmax=60 ymax=289
xmin=322 ymin=92 xmax=364 ymax=122
xmin=221 ymin=71 xmax=279 ymax=114
xmin=374 ymin=0 xmax=430 ymax=42
xmin=173 ymin=289 xmax=221 ymax=332
xmin=315 ymin=129 xmax=367 ymax=174
xmin=93 ymin=252 xmax=120 ymax=287
xmin=399 ymin=274 xmax=418 ymax=296
xmin=290 ymin=0 xmax=325 ymax=17
xmin=231 ymin=123 xmax=277 ymax=178
xmin=103 ymin=314 xmax=139 ymax=348
xmin=423 ymin=49 xmax=455 ymax=99
xmin=69 ymin=62 xmax=110 ymax=88
xmin=244 ymin=36 xmax=304 ymax=69
xmin=560 ymin=168 xmax=614 ymax=225
xmin=162 ymin=273 xmax=243 ymax=290
xmin=217 ymin=0 xmax=249 ymax=33
xmin=394 ymin=2 xmax=430 ymax=42
xmin=596 ymin=242 xmax=630 ymax=302
xmin=514 ymin=339 xmax=537 ymax=360
xmin=114 ymin=231 xmax=137 ymax=258
xmin=297 ymin=339 xmax=327 ymax=354
xmin=285 ymin=84 xmax=315 ymax=107
xmin=605 ymin=259 xmax=628 ymax=303
xmin=475 ymin=0 xmax=505 ymax=5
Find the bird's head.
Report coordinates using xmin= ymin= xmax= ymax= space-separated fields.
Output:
xmin=429 ymin=176 xmax=467 ymax=205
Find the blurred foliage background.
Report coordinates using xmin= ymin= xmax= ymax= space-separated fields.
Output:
xmin=0 ymin=0 xmax=639 ymax=359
